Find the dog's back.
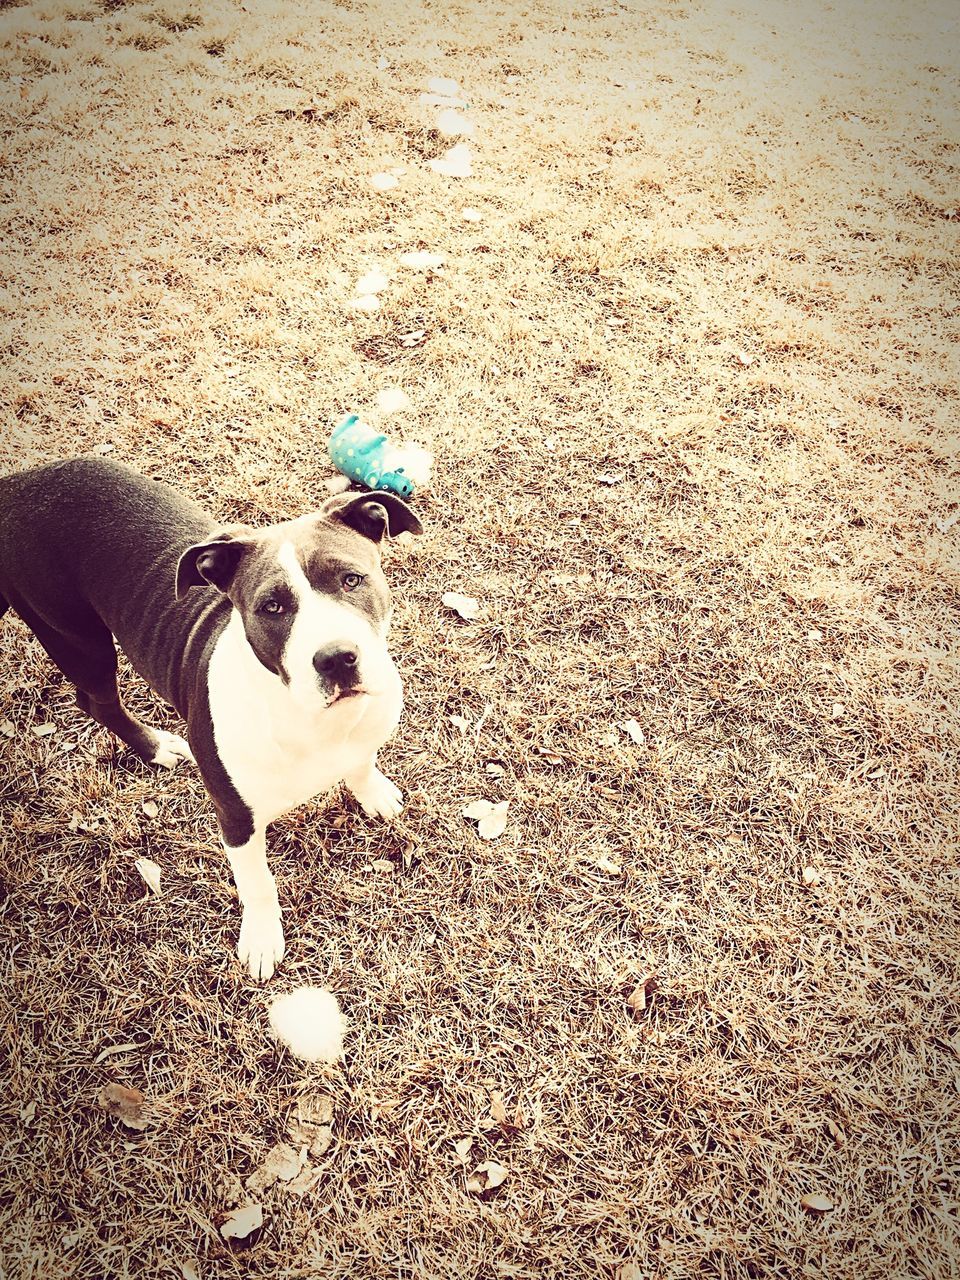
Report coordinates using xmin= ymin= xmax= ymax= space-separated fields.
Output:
xmin=0 ymin=457 xmax=228 ymax=714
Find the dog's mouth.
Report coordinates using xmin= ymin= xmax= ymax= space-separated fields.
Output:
xmin=326 ymin=686 xmax=368 ymax=707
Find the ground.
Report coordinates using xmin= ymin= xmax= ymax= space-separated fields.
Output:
xmin=1 ymin=0 xmax=958 ymax=1277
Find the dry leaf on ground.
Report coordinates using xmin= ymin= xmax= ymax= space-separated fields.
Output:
xmin=0 ymin=719 xmax=13 ymax=737
xmin=626 ymin=976 xmax=656 ymax=1017
xmin=134 ymin=857 xmax=162 ymax=895
xmin=369 ymin=172 xmax=398 ymax=191
xmin=462 ymin=799 xmax=509 ymax=840
xmin=246 ymin=1143 xmax=305 ymax=1196
xmin=140 ymin=799 xmax=159 ymax=819
xmin=619 ymin=719 xmax=646 ymax=745
xmin=429 ymin=144 xmax=473 ymax=178
xmin=467 ymin=1159 xmax=508 ymax=1193
xmin=800 ymin=1193 xmax=834 ymax=1214
xmin=97 ymin=1082 xmax=149 ymax=1131
xmin=461 ymin=206 xmax=483 ymax=221
xmin=31 ymin=723 xmax=55 ymax=737
xmin=376 ymin=386 xmax=410 ymax=414
xmin=442 ymin=591 xmax=480 ymax=620
xmin=400 ymin=250 xmax=445 ymax=270
xmin=219 ymin=1203 xmax=263 ymax=1242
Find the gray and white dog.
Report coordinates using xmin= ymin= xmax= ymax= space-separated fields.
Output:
xmin=0 ymin=458 xmax=421 ymax=979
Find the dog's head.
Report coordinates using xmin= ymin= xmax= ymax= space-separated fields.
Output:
xmin=175 ymin=491 xmax=422 ymax=708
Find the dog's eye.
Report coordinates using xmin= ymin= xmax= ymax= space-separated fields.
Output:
xmin=260 ymin=598 xmax=285 ymax=615
xmin=342 ymin=572 xmax=364 ymax=592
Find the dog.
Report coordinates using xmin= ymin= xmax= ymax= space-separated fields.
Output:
xmin=0 ymin=457 xmax=421 ymax=979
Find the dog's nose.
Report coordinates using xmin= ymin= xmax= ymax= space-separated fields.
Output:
xmin=312 ymin=643 xmax=360 ymax=683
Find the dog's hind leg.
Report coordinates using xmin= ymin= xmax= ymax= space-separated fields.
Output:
xmin=25 ymin=612 xmax=193 ymax=769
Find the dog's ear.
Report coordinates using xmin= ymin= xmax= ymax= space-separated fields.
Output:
xmin=175 ymin=528 xmax=253 ymax=598
xmin=323 ymin=491 xmax=423 ymax=542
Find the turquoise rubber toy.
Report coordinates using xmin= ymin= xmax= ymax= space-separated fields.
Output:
xmin=329 ymin=414 xmax=417 ymax=498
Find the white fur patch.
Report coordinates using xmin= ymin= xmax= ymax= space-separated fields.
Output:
xmin=269 ymin=987 xmax=346 ymax=1062
xmin=277 ymin=541 xmax=393 ymax=707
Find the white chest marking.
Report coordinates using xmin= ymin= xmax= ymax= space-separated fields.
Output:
xmin=206 ymin=610 xmax=403 ymax=828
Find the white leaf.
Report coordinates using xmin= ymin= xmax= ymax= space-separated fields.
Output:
xmin=376 ymin=386 xmax=410 ymax=414
xmin=31 ymin=723 xmax=56 ymax=737
xmin=369 ymin=172 xmax=398 ymax=191
xmin=92 ymin=442 xmax=115 ymax=455
xmin=350 ymin=295 xmax=381 ymax=312
xmin=429 ymin=144 xmax=472 ymax=178
xmin=246 ymin=1143 xmax=305 ymax=1195
xmin=462 ymin=799 xmax=494 ymax=821
xmin=0 ymin=719 xmax=13 ymax=737
xmin=219 ymin=1203 xmax=263 ymax=1242
xmin=474 ymin=1159 xmax=508 ymax=1189
xmin=802 ymin=866 xmax=820 ymax=886
xmin=179 ymin=1264 xmax=200 ymax=1280
xmin=442 ymin=591 xmax=480 ymax=620
xmin=596 ymin=855 xmax=623 ymax=874
xmin=454 ymin=1136 xmax=473 ymax=1163
xmin=135 ymin=857 xmax=162 ymax=896
xmin=461 ymin=207 xmax=483 ymax=222
xmin=800 ymin=1192 xmax=834 ymax=1214
xmin=427 ymin=75 xmax=461 ymax=96
xmin=598 ymin=472 xmax=625 ymax=485
xmin=400 ymin=250 xmax=445 ymax=270
xmin=619 ymin=719 xmax=646 ymax=745
xmin=355 ymin=269 xmax=390 ymax=296
xmin=141 ymin=799 xmax=159 ymax=819
xmin=477 ymin=801 xmax=509 ymax=840
xmin=437 ymin=108 xmax=475 ymax=137
xmin=449 ymin=714 xmax=471 ymax=733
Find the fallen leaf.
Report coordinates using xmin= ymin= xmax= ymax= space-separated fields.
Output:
xmin=97 ymin=1082 xmax=149 ymax=1131
xmin=454 ymin=1136 xmax=474 ymax=1163
xmin=398 ymin=329 xmax=427 ymax=347
xmin=141 ymin=799 xmax=159 ymax=819
xmin=488 ymin=1091 xmax=508 ymax=1126
xmin=807 ymin=628 xmax=823 ymax=642
xmin=178 ymin=1264 xmax=200 ymax=1280
xmin=350 ymin=295 xmax=381 ymax=313
xmin=826 ymin=1117 xmax=845 ymax=1147
xmin=473 ymin=1159 xmax=508 ymax=1190
xmin=619 ymin=719 xmax=646 ymax=746
xmin=437 ymin=108 xmax=475 ymax=137
xmin=800 ymin=1192 xmax=834 ymax=1214
xmin=135 ymin=857 xmax=162 ymax=896
xmin=31 ymin=723 xmax=56 ymax=738
xmin=429 ymin=143 xmax=473 ymax=178
xmin=801 ymin=866 xmax=819 ymax=887
xmin=376 ymin=386 xmax=410 ymax=414
xmin=442 ymin=591 xmax=480 ymax=620
xmin=92 ymin=442 xmax=115 ymax=455
xmin=20 ymin=1100 xmax=37 ymax=1124
xmin=369 ymin=172 xmax=398 ymax=191
xmin=449 ymin=714 xmax=471 ymax=733
xmin=370 ymin=858 xmax=395 ymax=874
xmin=536 ymin=746 xmax=564 ymax=765
xmin=598 ymin=472 xmax=625 ymax=485
xmin=616 ymin=1266 xmax=647 ymax=1280
xmin=0 ymin=719 xmax=13 ymax=737
xmin=462 ymin=798 xmax=493 ymax=820
xmin=485 ymin=760 xmax=505 ymax=777
xmin=461 ymin=207 xmax=483 ymax=222
xmin=219 ymin=1203 xmax=263 ymax=1242
xmin=736 ymin=352 xmax=755 ymax=366
xmin=626 ymin=976 xmax=656 ymax=1018
xmin=246 ymin=1143 xmax=305 ymax=1196
xmin=356 ymin=268 xmax=390 ymax=296
xmin=426 ymin=75 xmax=461 ymax=96
xmin=464 ymin=1174 xmax=485 ymax=1194
xmin=400 ymin=250 xmax=445 ymax=270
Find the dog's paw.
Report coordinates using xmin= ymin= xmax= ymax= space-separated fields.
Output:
xmin=238 ymin=908 xmax=286 ymax=982
xmin=150 ymin=731 xmax=194 ymax=770
xmin=353 ymin=769 xmax=403 ymax=821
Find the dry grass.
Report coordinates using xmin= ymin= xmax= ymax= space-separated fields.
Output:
xmin=1 ymin=0 xmax=959 ymax=1276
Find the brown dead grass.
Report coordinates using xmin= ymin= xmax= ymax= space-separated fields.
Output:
xmin=1 ymin=0 xmax=959 ymax=1276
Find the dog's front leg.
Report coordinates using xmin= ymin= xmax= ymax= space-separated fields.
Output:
xmin=344 ymin=755 xmax=404 ymax=820
xmin=224 ymin=829 xmax=285 ymax=981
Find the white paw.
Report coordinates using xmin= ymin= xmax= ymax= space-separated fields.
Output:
xmin=355 ymin=770 xmax=403 ymax=820
xmin=150 ymin=731 xmax=194 ymax=770
xmin=238 ymin=908 xmax=286 ymax=982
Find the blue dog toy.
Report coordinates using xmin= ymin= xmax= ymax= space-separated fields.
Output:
xmin=329 ymin=414 xmax=432 ymax=498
